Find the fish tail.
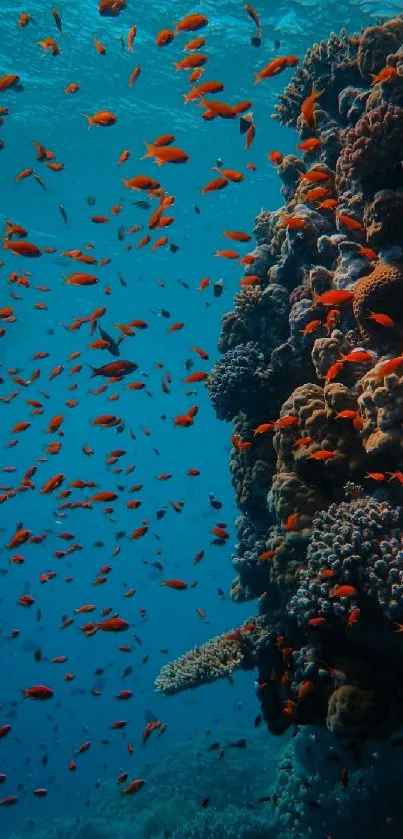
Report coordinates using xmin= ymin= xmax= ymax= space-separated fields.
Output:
xmin=141 ymin=141 xmax=153 ymax=160
xmin=83 ymin=113 xmax=92 ymax=129
xmin=88 ymin=366 xmax=98 ymax=378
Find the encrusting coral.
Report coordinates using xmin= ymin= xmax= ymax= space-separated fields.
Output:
xmin=156 ymin=13 xmax=403 ymax=750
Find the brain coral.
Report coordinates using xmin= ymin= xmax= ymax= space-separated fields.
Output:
xmin=352 ymin=260 xmax=403 ymax=347
xmin=326 ymin=685 xmax=378 ymax=741
xmin=288 ymin=495 xmax=403 ymax=625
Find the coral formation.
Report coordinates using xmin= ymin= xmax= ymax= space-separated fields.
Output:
xmin=155 ymin=620 xmax=262 ymax=694
xmin=156 ymin=13 xmax=403 ymax=751
xmin=352 ymin=260 xmax=403 ymax=347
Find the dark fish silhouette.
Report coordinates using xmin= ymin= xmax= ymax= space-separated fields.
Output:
xmin=98 ymin=326 xmax=120 ymax=357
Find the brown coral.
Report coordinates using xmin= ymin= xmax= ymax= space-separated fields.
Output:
xmin=357 ymin=359 xmax=403 ymax=455
xmin=357 ymin=18 xmax=403 ymax=80
xmin=364 ymin=189 xmax=403 ymax=249
xmin=326 ymin=685 xmax=378 ymax=741
xmin=353 ymin=260 xmax=403 ymax=347
xmin=271 ymin=382 xmax=364 ymax=525
xmin=272 ymin=30 xmax=360 ymax=128
xmin=335 ymin=103 xmax=403 ymax=208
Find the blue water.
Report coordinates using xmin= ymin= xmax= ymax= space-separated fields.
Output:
xmin=0 ymin=1 xmax=400 ymax=838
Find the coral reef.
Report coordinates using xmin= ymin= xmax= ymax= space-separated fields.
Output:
xmin=156 ymin=13 xmax=403 ymax=750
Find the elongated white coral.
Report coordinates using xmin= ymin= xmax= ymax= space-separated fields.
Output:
xmin=155 ymin=630 xmax=246 ymax=695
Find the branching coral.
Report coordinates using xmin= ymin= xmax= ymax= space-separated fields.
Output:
xmin=272 ymin=30 xmax=360 ymax=128
xmin=155 ymin=623 xmax=256 ymax=695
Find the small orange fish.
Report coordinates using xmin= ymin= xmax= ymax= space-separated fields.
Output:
xmin=281 ymin=215 xmax=308 ymax=230
xmin=371 ymin=66 xmax=397 ymax=85
xmin=254 ymin=55 xmax=299 ymax=84
xmin=314 ymin=289 xmax=354 ymax=306
xmin=301 ymin=88 xmax=323 ymax=128
xmin=302 ymin=319 xmax=321 ymax=336
xmin=376 ymin=356 xmax=403 ymax=378
xmin=161 ymin=579 xmax=188 ymax=590
xmin=330 ymin=585 xmax=357 ymax=598
xmin=308 ymin=449 xmax=336 ymax=461
xmin=367 ymin=311 xmax=394 ymax=327
xmin=336 ymin=213 xmax=364 ymax=232
xmin=339 ymin=350 xmax=373 ymax=363
xmin=269 ymin=150 xmax=283 ymax=165
xmin=155 ymin=29 xmax=175 ymax=47
xmin=297 ymin=138 xmax=322 ymax=152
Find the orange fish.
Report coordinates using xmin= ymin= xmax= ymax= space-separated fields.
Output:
xmin=161 ymin=579 xmax=188 ymax=590
xmin=281 ymin=215 xmax=308 ymax=230
xmin=339 ymin=350 xmax=373 ymax=363
xmin=367 ymin=311 xmax=394 ymax=327
xmin=297 ymin=138 xmax=322 ymax=152
xmin=314 ymin=289 xmax=354 ymax=306
xmin=269 ymin=150 xmax=283 ymax=165
xmin=330 ymin=585 xmax=357 ymax=598
xmin=129 ymin=66 xmax=141 ymax=87
xmin=84 ymin=111 xmax=117 ymax=128
xmin=142 ymin=143 xmax=189 ymax=165
xmin=336 ymin=213 xmax=364 ymax=232
xmin=254 ymin=55 xmax=299 ymax=84
xmin=301 ymin=88 xmax=323 ymax=127
xmin=376 ymin=356 xmax=403 ymax=378
xmin=155 ymin=29 xmax=175 ymax=47
xmin=371 ymin=66 xmax=397 ymax=85
xmin=175 ymin=13 xmax=208 ymax=33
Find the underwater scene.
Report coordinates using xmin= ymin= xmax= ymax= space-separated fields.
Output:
xmin=3 ymin=0 xmax=403 ymax=837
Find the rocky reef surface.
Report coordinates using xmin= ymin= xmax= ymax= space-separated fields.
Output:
xmin=156 ymin=15 xmax=403 ymax=749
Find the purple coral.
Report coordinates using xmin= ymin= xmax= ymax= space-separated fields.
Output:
xmin=336 ymin=102 xmax=403 ymax=206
